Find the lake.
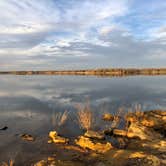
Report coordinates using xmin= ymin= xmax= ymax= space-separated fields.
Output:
xmin=0 ymin=75 xmax=166 ymax=164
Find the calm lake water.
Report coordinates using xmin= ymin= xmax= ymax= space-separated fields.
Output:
xmin=0 ymin=75 xmax=166 ymax=164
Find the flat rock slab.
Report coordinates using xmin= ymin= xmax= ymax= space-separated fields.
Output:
xmin=84 ymin=130 xmax=105 ymax=140
xmin=75 ymin=136 xmax=113 ymax=153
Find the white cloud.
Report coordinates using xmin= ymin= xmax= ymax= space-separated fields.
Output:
xmin=0 ymin=0 xmax=165 ymax=69
xmin=151 ymin=26 xmax=166 ymax=39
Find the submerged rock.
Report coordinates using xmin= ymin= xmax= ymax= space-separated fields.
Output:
xmin=75 ymin=136 xmax=112 ymax=153
xmin=20 ymin=134 xmax=35 ymax=141
xmin=102 ymin=113 xmax=114 ymax=121
xmin=0 ymin=126 xmax=8 ymax=131
xmin=84 ymin=130 xmax=105 ymax=140
xmin=49 ymin=131 xmax=69 ymax=144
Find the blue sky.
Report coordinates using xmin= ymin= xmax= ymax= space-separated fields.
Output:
xmin=0 ymin=0 xmax=165 ymax=70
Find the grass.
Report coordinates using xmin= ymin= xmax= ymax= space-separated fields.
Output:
xmin=51 ymin=110 xmax=69 ymax=127
xmin=76 ymin=101 xmax=94 ymax=131
xmin=1 ymin=159 xmax=14 ymax=166
xmin=111 ymin=107 xmax=125 ymax=129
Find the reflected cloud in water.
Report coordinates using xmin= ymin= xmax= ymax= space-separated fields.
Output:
xmin=0 ymin=75 xmax=166 ymax=161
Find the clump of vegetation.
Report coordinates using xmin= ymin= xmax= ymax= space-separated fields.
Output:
xmin=111 ymin=107 xmax=125 ymax=129
xmin=1 ymin=159 xmax=14 ymax=166
xmin=76 ymin=101 xmax=94 ymax=131
xmin=51 ymin=110 xmax=69 ymax=127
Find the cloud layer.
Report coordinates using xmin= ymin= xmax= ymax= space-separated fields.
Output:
xmin=0 ymin=0 xmax=165 ymax=70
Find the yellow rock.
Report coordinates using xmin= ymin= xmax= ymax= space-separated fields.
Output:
xmin=47 ymin=140 xmax=52 ymax=144
xmin=34 ymin=160 xmax=47 ymax=166
xmin=49 ymin=131 xmax=69 ymax=144
xmin=102 ymin=113 xmax=114 ymax=121
xmin=75 ymin=136 xmax=112 ymax=153
xmin=113 ymin=129 xmax=127 ymax=137
xmin=47 ymin=157 xmax=55 ymax=161
xmin=84 ymin=130 xmax=105 ymax=139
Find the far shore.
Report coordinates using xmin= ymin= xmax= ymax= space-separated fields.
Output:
xmin=0 ymin=68 xmax=166 ymax=76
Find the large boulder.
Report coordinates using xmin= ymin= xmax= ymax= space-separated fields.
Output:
xmin=126 ymin=110 xmax=166 ymax=135
xmin=127 ymin=122 xmax=162 ymax=140
xmin=141 ymin=110 xmax=166 ymax=135
xmin=125 ymin=110 xmax=166 ymax=140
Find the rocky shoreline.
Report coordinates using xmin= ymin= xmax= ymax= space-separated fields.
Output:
xmin=31 ymin=110 xmax=166 ymax=166
xmin=0 ymin=110 xmax=165 ymax=166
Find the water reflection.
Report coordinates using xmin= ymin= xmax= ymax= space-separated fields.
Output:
xmin=0 ymin=75 xmax=166 ymax=163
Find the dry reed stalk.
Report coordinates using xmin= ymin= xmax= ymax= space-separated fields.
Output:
xmin=51 ymin=110 xmax=69 ymax=127
xmin=111 ymin=107 xmax=125 ymax=129
xmin=1 ymin=159 xmax=14 ymax=166
xmin=76 ymin=101 xmax=93 ymax=131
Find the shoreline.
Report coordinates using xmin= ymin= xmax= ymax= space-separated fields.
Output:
xmin=0 ymin=68 xmax=166 ymax=76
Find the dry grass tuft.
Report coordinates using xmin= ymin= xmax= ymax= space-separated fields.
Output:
xmin=51 ymin=110 xmax=69 ymax=127
xmin=1 ymin=159 xmax=14 ymax=166
xmin=111 ymin=107 xmax=125 ymax=129
xmin=134 ymin=104 xmax=144 ymax=118
xmin=76 ymin=101 xmax=94 ymax=131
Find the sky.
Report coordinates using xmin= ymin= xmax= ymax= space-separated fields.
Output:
xmin=0 ymin=0 xmax=165 ymax=70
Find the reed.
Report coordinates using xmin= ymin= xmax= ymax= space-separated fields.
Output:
xmin=76 ymin=101 xmax=94 ymax=131
xmin=51 ymin=110 xmax=69 ymax=127
xmin=111 ymin=107 xmax=125 ymax=128
xmin=1 ymin=159 xmax=14 ymax=166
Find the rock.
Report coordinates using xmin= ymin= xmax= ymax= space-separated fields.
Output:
xmin=95 ymin=162 xmax=106 ymax=166
xmin=102 ymin=113 xmax=114 ymax=121
xmin=124 ymin=110 xmax=165 ymax=141
xmin=116 ymin=137 xmax=128 ymax=149
xmin=0 ymin=126 xmax=8 ymax=130
xmin=34 ymin=159 xmax=84 ymax=166
xmin=125 ymin=154 xmax=160 ymax=166
xmin=141 ymin=110 xmax=166 ymax=135
xmin=47 ymin=140 xmax=53 ymax=144
xmin=47 ymin=156 xmax=55 ymax=161
xmin=34 ymin=160 xmax=47 ymax=166
xmin=20 ymin=134 xmax=35 ymax=141
xmin=84 ymin=130 xmax=105 ymax=140
xmin=126 ymin=110 xmax=166 ymax=136
xmin=128 ymin=139 xmax=166 ymax=153
xmin=113 ymin=129 xmax=127 ymax=137
xmin=75 ymin=136 xmax=113 ymax=153
xmin=49 ymin=131 xmax=69 ymax=144
xmin=127 ymin=122 xmax=162 ymax=140
xmin=104 ymin=129 xmax=113 ymax=136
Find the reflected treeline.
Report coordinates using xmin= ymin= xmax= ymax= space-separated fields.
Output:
xmin=0 ymin=68 xmax=166 ymax=76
